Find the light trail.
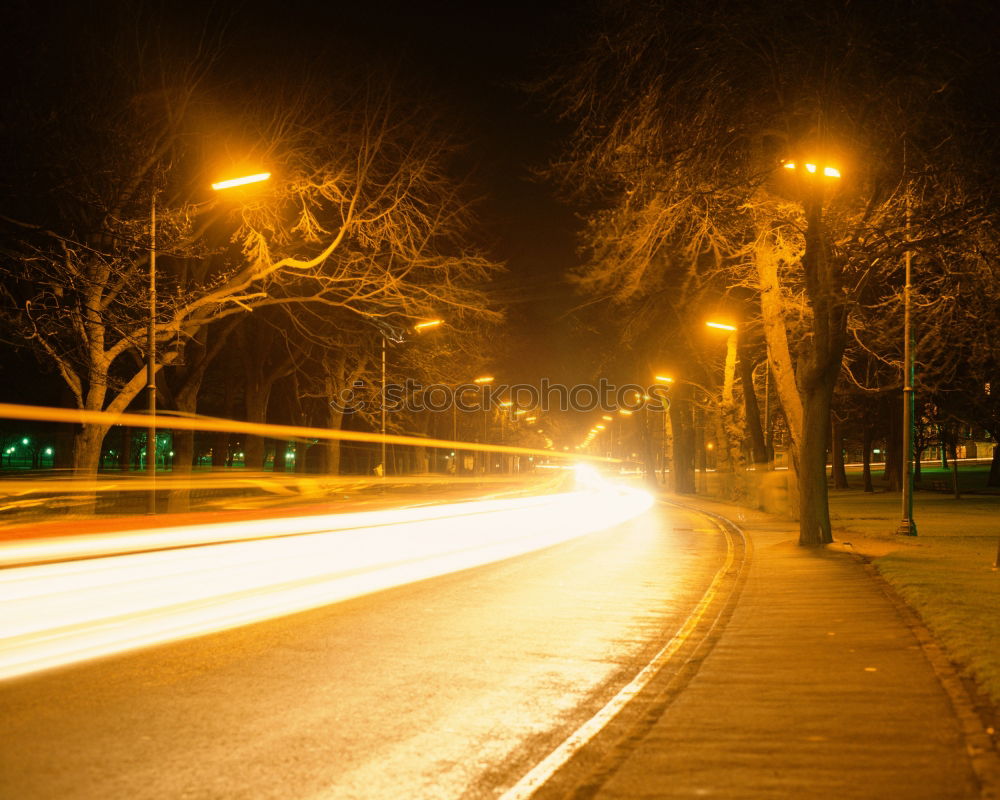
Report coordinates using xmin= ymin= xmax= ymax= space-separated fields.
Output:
xmin=0 ymin=402 xmax=616 ymax=463
xmin=0 ymin=480 xmax=653 ymax=682
xmin=0 ymin=475 xmax=564 ymax=567
xmin=0 ymin=471 xmax=567 ymax=518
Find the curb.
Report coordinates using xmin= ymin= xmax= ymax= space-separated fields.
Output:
xmin=526 ymin=500 xmax=752 ymax=799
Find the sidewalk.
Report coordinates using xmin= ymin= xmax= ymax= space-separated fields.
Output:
xmin=582 ymin=502 xmax=997 ymax=798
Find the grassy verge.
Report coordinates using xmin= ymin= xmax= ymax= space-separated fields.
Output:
xmin=827 ymin=486 xmax=1000 ymax=707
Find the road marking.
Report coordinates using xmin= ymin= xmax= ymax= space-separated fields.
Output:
xmin=498 ymin=503 xmax=739 ymax=800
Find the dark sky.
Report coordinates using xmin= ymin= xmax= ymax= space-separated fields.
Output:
xmin=2 ymin=1 xmax=597 ymax=405
xmin=238 ymin=0 xmax=592 ymax=385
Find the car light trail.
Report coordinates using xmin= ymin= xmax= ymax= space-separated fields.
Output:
xmin=0 ymin=482 xmax=652 ymax=682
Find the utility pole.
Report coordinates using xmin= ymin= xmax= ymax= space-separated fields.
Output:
xmin=897 ymin=187 xmax=918 ymax=536
xmin=380 ymin=333 xmax=387 ymax=481
xmin=147 ymin=191 xmax=157 ymax=514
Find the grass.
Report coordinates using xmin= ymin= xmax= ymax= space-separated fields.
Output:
xmin=827 ymin=480 xmax=1000 ymax=707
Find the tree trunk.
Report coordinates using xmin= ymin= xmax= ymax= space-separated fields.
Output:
xmin=166 ymin=389 xmax=202 ymax=514
xmin=716 ymin=333 xmax=742 ymax=493
xmin=324 ymin=406 xmax=344 ymax=475
xmin=166 ymin=429 xmax=195 ymax=513
xmin=989 ymin=443 xmax=1000 ymax=488
xmin=72 ymin=424 xmax=109 ymax=476
xmin=243 ymin=388 xmax=271 ymax=470
xmin=885 ymin=397 xmax=902 ymax=492
xmin=295 ymin=440 xmax=310 ymax=473
xmin=756 ymin=241 xmax=805 ymax=447
xmin=831 ymin=414 xmax=848 ymax=489
xmin=660 ymin=410 xmax=672 ymax=485
xmin=640 ymin=410 xmax=659 ymax=489
xmin=862 ymin=425 xmax=874 ymax=493
xmin=798 ymin=383 xmax=834 ymax=545
xmin=273 ymin=442 xmax=287 ymax=472
xmin=71 ymin=424 xmax=111 ymax=514
xmin=212 ymin=433 xmax=230 ymax=468
xmin=756 ymin=237 xmax=807 ymax=521
xmin=120 ymin=426 xmax=133 ymax=472
xmin=668 ymin=386 xmax=696 ymax=493
xmin=713 ymin=408 xmax=739 ymax=498
xmin=949 ymin=434 xmax=961 ymax=500
xmin=738 ymin=348 xmax=768 ymax=466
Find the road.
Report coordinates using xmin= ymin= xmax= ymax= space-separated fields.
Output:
xmin=0 ymin=500 xmax=729 ymax=799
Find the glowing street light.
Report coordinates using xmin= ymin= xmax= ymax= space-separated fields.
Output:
xmin=375 ymin=316 xmax=444 ymax=477
xmin=211 ymin=172 xmax=272 ymax=191
xmin=473 ymin=376 xmax=495 ymax=385
xmin=706 ymin=321 xmax=737 ymax=332
xmin=783 ymin=162 xmax=841 ymax=179
xmin=654 ymin=375 xmax=674 ymax=384
xmin=414 ymin=319 xmax=444 ymax=332
xmin=133 ymin=169 xmax=275 ymax=512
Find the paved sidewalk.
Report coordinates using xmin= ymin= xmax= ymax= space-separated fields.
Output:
xmin=590 ymin=510 xmax=991 ymax=799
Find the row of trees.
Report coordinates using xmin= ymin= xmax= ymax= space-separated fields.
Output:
xmin=0 ymin=9 xmax=508 ymax=485
xmin=545 ymin=0 xmax=1000 ymax=544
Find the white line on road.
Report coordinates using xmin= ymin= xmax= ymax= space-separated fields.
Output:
xmin=497 ymin=503 xmax=740 ymax=800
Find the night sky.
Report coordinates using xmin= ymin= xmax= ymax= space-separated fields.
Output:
xmin=2 ymin=0 xmax=591 ymax=395
xmin=235 ymin=0 xmax=592 ymax=385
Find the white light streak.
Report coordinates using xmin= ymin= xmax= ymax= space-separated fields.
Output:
xmin=0 ymin=486 xmax=653 ymax=681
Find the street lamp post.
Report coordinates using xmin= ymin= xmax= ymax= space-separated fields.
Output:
xmin=653 ymin=376 xmax=675 ymax=485
xmin=193 ymin=170 xmax=271 ymax=492
xmin=381 ymin=333 xmax=388 ymax=478
xmin=375 ymin=318 xmax=444 ymax=479
xmin=474 ymin=375 xmax=494 ymax=473
xmin=146 ymin=191 xmax=157 ymax=513
xmin=705 ymin=322 xmax=738 ymax=484
xmin=898 ymin=194 xmax=918 ymax=536
xmin=705 ymin=322 xmax=738 ymax=405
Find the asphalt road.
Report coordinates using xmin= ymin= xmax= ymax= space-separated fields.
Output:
xmin=0 ymin=502 xmax=728 ymax=799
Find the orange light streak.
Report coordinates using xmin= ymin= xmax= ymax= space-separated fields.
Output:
xmin=0 ymin=402 xmax=616 ymax=463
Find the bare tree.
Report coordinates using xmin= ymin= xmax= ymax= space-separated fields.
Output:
xmin=0 ymin=20 xmax=503 ymax=478
xmin=542 ymin=0 xmax=998 ymax=544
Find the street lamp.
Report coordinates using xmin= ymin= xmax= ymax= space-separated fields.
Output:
xmin=134 ymin=169 xmax=273 ymax=511
xmin=414 ymin=319 xmax=443 ymax=332
xmin=375 ymin=317 xmax=445 ymax=478
xmin=145 ymin=189 xmax=159 ymax=513
xmin=210 ymin=172 xmax=272 ymax=191
xmin=783 ymin=162 xmax=840 ymax=179
xmin=897 ymin=191 xmax=918 ymax=536
xmin=650 ymin=375 xmax=677 ymax=484
xmin=471 ymin=376 xmax=495 ymax=472
xmin=705 ymin=321 xmax=738 ymax=406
